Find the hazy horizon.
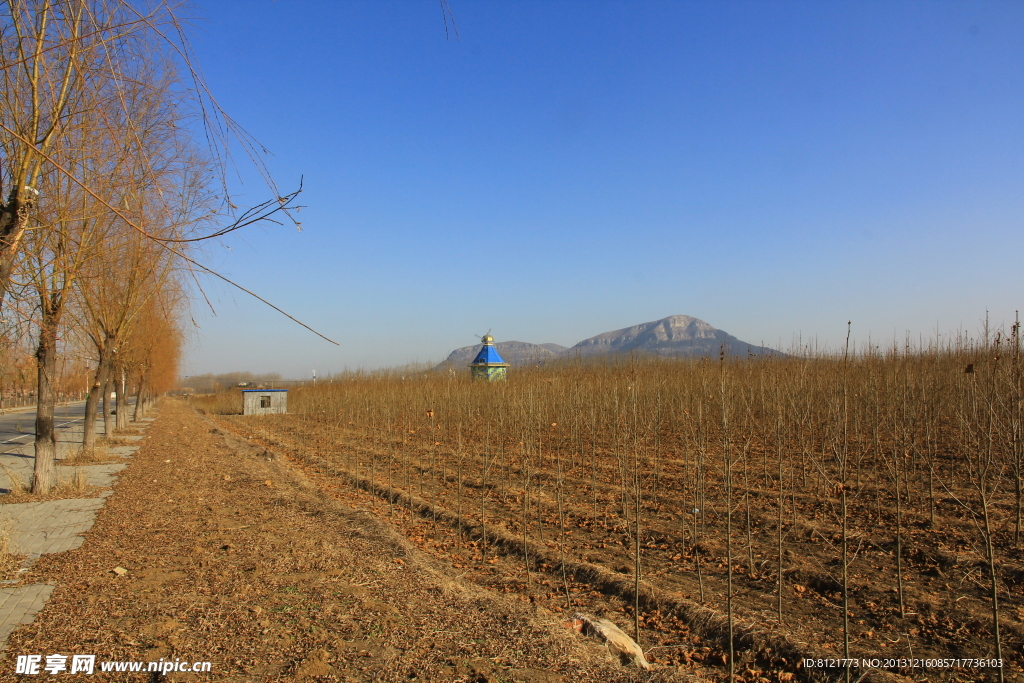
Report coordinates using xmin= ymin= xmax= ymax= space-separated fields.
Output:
xmin=185 ymin=312 xmax=1021 ymax=381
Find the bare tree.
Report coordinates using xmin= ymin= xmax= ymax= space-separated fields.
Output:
xmin=20 ymin=148 xmax=106 ymax=492
xmin=1 ymin=2 xmax=333 ymax=495
xmin=0 ymin=1 xmax=171 ymax=308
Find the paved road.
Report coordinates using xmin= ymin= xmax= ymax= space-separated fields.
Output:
xmin=0 ymin=402 xmax=97 ymax=493
xmin=0 ymin=402 xmax=90 ymax=454
xmin=0 ymin=400 xmax=139 ymax=492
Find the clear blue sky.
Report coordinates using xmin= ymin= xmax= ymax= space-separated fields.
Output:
xmin=183 ymin=1 xmax=1024 ymax=378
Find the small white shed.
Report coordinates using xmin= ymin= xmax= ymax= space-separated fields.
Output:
xmin=242 ymin=389 xmax=287 ymax=415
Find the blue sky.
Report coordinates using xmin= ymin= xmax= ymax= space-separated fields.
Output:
xmin=183 ymin=1 xmax=1024 ymax=377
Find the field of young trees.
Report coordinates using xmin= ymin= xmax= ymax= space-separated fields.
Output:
xmin=0 ymin=1 xmax=299 ymax=494
xmin=207 ymin=333 xmax=1023 ymax=682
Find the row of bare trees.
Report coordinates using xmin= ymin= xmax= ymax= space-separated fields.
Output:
xmin=0 ymin=1 xmax=304 ymax=493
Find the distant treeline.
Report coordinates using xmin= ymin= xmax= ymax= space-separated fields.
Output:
xmin=180 ymin=372 xmax=283 ymax=392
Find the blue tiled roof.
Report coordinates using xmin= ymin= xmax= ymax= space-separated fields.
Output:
xmin=471 ymin=345 xmax=507 ymax=365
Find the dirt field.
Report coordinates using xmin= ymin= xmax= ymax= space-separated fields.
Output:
xmin=198 ymin=360 xmax=1024 ymax=683
xmin=0 ymin=399 xmax=708 ymax=682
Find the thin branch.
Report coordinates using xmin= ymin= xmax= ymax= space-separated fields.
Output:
xmin=0 ymin=121 xmax=337 ymax=345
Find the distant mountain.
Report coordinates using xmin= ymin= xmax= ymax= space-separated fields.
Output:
xmin=437 ymin=316 xmax=780 ymax=369
xmin=438 ymin=340 xmax=564 ymax=368
xmin=568 ymin=315 xmax=779 ymax=358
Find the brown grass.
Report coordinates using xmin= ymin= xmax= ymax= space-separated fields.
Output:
xmin=189 ymin=389 xmax=242 ymax=415
xmin=99 ymin=436 xmax=135 ymax=447
xmin=60 ymin=444 xmax=118 ymax=465
xmin=1 ymin=466 xmax=100 ymax=503
xmin=0 ymin=516 xmax=26 ymax=581
xmin=0 ymin=463 xmax=29 ymax=496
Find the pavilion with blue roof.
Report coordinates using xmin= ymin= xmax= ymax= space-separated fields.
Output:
xmin=470 ymin=334 xmax=510 ymax=381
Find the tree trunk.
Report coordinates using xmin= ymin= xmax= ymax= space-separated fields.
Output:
xmin=133 ymin=372 xmax=147 ymax=421
xmin=32 ymin=318 xmax=59 ymax=494
xmin=116 ymin=367 xmax=129 ymax=429
xmin=82 ymin=365 xmax=107 ymax=449
xmin=81 ymin=376 xmax=103 ymax=449
xmin=102 ymin=378 xmax=113 ymax=437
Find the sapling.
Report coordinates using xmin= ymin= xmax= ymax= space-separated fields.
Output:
xmin=720 ymin=353 xmax=735 ymax=681
xmin=1011 ymin=313 xmax=1022 ymax=548
xmin=457 ymin=424 xmax=464 ymax=546
xmin=631 ymin=376 xmax=642 ymax=644
xmin=840 ymin=322 xmax=852 ymax=682
xmin=776 ymin=382 xmax=786 ymax=624
xmin=742 ymin=424 xmax=755 ymax=578
xmin=521 ymin=431 xmax=533 ymax=588
xmin=556 ymin=440 xmax=572 ymax=610
xmin=387 ymin=415 xmax=395 ymax=517
xmin=481 ymin=424 xmax=490 ymax=557
xmin=695 ymin=384 xmax=708 ymax=603
xmin=974 ymin=344 xmax=1006 ymax=683
xmin=591 ymin=403 xmax=599 ymax=521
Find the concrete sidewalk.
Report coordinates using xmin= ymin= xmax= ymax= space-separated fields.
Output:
xmin=0 ymin=410 xmax=157 ymax=648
